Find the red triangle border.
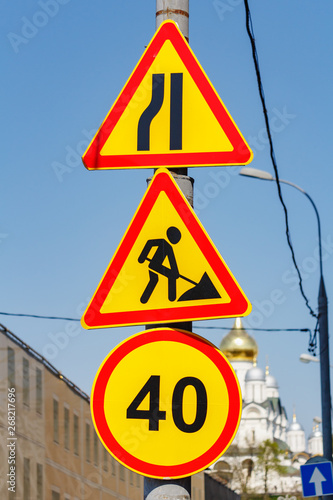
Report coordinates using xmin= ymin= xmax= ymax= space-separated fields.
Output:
xmin=83 ymin=21 xmax=252 ymax=170
xmin=82 ymin=170 xmax=251 ymax=328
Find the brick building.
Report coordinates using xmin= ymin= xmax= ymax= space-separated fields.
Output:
xmin=0 ymin=323 xmax=213 ymax=500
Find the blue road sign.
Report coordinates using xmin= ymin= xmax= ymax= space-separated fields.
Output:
xmin=301 ymin=461 xmax=333 ymax=497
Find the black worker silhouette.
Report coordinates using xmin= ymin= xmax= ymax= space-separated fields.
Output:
xmin=138 ymin=227 xmax=181 ymax=304
xmin=138 ymin=226 xmax=221 ymax=304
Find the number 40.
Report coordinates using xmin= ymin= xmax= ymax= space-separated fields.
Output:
xmin=126 ymin=375 xmax=207 ymax=433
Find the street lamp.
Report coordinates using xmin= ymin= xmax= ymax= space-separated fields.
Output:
xmin=300 ymin=353 xmax=333 ymax=369
xmin=239 ymin=166 xmax=332 ymax=461
xmin=300 ymin=353 xmax=320 ymax=364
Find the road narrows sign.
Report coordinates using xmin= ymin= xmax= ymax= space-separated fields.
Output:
xmin=91 ymin=328 xmax=242 ymax=479
xmin=82 ymin=20 xmax=253 ymax=170
xmin=81 ymin=168 xmax=251 ymax=329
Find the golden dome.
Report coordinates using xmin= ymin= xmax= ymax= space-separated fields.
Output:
xmin=219 ymin=318 xmax=258 ymax=362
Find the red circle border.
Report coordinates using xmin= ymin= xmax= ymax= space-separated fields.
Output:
xmin=91 ymin=329 xmax=241 ymax=478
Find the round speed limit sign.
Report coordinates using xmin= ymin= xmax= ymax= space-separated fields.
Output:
xmin=91 ymin=328 xmax=242 ymax=479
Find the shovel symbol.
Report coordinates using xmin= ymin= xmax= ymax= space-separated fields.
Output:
xmin=177 ymin=271 xmax=221 ymax=302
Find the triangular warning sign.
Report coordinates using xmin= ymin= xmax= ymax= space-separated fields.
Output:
xmin=82 ymin=20 xmax=253 ymax=170
xmin=81 ymin=169 xmax=251 ymax=329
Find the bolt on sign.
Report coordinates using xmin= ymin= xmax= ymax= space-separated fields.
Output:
xmin=91 ymin=328 xmax=242 ymax=479
xmin=82 ymin=20 xmax=253 ymax=170
xmin=81 ymin=169 xmax=251 ymax=329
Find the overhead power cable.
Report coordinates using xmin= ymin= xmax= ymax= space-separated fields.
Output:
xmin=0 ymin=310 xmax=311 ymax=335
xmin=196 ymin=324 xmax=316 ymax=356
xmin=195 ymin=325 xmax=311 ymax=333
xmin=243 ymin=0 xmax=317 ymax=320
xmin=0 ymin=311 xmax=80 ymax=321
xmin=0 ymin=310 xmax=315 ymax=352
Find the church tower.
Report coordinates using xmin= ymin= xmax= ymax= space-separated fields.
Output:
xmin=308 ymin=419 xmax=323 ymax=455
xmin=219 ymin=317 xmax=258 ymax=396
xmin=287 ymin=410 xmax=306 ymax=453
xmin=219 ymin=318 xmax=287 ymax=446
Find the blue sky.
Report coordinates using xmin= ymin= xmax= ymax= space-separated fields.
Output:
xmin=2 ymin=0 xmax=333 ymax=440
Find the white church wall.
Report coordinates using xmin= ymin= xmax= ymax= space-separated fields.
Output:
xmin=308 ymin=435 xmax=323 ymax=455
xmin=287 ymin=431 xmax=306 ymax=453
xmin=232 ymin=360 xmax=253 ymax=396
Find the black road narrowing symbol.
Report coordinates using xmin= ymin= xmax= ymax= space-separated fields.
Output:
xmin=137 ymin=73 xmax=183 ymax=152
xmin=138 ymin=226 xmax=221 ymax=304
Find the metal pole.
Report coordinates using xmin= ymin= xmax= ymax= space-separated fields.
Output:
xmin=318 ymin=276 xmax=332 ymax=461
xmin=156 ymin=0 xmax=190 ymax=181
xmin=278 ymin=180 xmax=332 ymax=462
xmin=144 ymin=2 xmax=192 ymax=499
xmin=156 ymin=0 xmax=189 ymax=41
xmin=277 ymin=180 xmax=332 ymax=462
xmin=240 ymin=169 xmax=333 ymax=464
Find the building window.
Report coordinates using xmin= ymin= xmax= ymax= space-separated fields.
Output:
xmin=23 ymin=358 xmax=30 ymax=406
xmin=93 ymin=430 xmax=99 ymax=466
xmin=136 ymin=473 xmax=141 ymax=488
xmin=73 ymin=414 xmax=79 ymax=456
xmin=242 ymin=458 xmax=254 ymax=478
xmin=23 ymin=457 xmax=30 ymax=500
xmin=85 ymin=423 xmax=91 ymax=463
xmin=7 ymin=347 xmax=15 ymax=388
xmin=103 ymin=448 xmax=108 ymax=472
xmin=111 ymin=457 xmax=116 ymax=476
xmin=37 ymin=463 xmax=43 ymax=500
xmin=119 ymin=463 xmax=126 ymax=481
xmin=129 ymin=470 xmax=134 ymax=485
xmin=36 ymin=368 xmax=42 ymax=414
xmin=53 ymin=399 xmax=59 ymax=443
xmin=64 ymin=406 xmax=70 ymax=450
xmin=52 ymin=491 xmax=60 ymax=500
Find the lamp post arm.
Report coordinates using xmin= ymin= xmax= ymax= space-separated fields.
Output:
xmin=275 ymin=179 xmax=331 ymax=460
xmin=240 ymin=168 xmax=331 ymax=461
xmin=272 ymin=178 xmax=323 ymax=278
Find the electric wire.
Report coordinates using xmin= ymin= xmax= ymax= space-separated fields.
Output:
xmin=308 ymin=317 xmax=319 ymax=354
xmin=243 ymin=0 xmax=317 ymax=321
xmin=195 ymin=324 xmax=314 ymax=351
xmin=195 ymin=325 xmax=311 ymax=333
xmin=0 ymin=311 xmax=80 ymax=321
xmin=0 ymin=310 xmax=315 ymax=355
xmin=0 ymin=310 xmax=311 ymax=335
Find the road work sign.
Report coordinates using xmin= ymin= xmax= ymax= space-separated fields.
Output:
xmin=82 ymin=20 xmax=253 ymax=170
xmin=91 ymin=328 xmax=242 ymax=479
xmin=81 ymin=169 xmax=251 ymax=329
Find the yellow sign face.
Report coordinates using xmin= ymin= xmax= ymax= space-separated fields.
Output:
xmin=100 ymin=41 xmax=233 ymax=157
xmin=91 ymin=329 xmax=242 ymax=478
xmin=100 ymin=191 xmax=229 ymax=313
xmin=82 ymin=20 xmax=253 ymax=169
xmin=81 ymin=169 xmax=251 ymax=329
